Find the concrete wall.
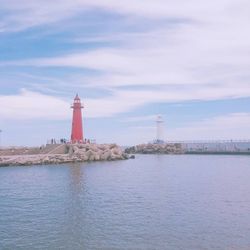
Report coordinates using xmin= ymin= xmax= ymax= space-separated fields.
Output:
xmin=180 ymin=142 xmax=250 ymax=153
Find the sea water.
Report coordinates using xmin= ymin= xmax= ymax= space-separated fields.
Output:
xmin=0 ymin=155 xmax=250 ymax=250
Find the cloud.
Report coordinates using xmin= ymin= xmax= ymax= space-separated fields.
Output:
xmin=0 ymin=89 xmax=71 ymax=120
xmin=0 ymin=89 xmax=155 ymax=120
xmin=0 ymin=0 xmax=250 ymax=121
xmin=1 ymin=82 xmax=250 ymax=122
xmin=0 ymin=0 xmax=85 ymax=32
xmin=1 ymin=1 xmax=250 ymax=104
xmin=121 ymin=115 xmax=157 ymax=123
xmin=167 ymin=113 xmax=250 ymax=141
xmin=1 ymin=0 xmax=249 ymax=31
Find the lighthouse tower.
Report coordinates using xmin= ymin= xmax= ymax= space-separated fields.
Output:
xmin=156 ymin=115 xmax=164 ymax=144
xmin=71 ymin=94 xmax=84 ymax=143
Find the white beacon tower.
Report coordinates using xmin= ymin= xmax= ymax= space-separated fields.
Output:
xmin=156 ymin=115 xmax=164 ymax=143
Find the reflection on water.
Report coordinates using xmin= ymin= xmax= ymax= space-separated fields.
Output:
xmin=68 ymin=163 xmax=85 ymax=194
xmin=0 ymin=155 xmax=250 ymax=250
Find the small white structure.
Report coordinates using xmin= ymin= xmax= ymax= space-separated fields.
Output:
xmin=156 ymin=115 xmax=164 ymax=143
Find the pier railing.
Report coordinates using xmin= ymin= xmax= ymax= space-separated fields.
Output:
xmin=46 ymin=139 xmax=96 ymax=145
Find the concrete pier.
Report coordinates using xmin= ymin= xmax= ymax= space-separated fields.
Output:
xmin=125 ymin=141 xmax=250 ymax=155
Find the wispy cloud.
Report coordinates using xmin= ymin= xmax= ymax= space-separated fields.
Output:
xmin=121 ymin=115 xmax=157 ymax=123
xmin=0 ymin=89 xmax=71 ymax=120
xmin=167 ymin=113 xmax=250 ymax=141
xmin=1 ymin=83 xmax=250 ymax=121
xmin=1 ymin=0 xmax=250 ymax=108
xmin=1 ymin=0 xmax=248 ymax=30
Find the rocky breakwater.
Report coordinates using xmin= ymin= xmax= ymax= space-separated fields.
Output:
xmin=0 ymin=143 xmax=132 ymax=167
xmin=69 ymin=143 xmax=131 ymax=162
xmin=125 ymin=143 xmax=184 ymax=154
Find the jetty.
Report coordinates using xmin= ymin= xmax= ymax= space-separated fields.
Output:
xmin=0 ymin=143 xmax=132 ymax=167
xmin=125 ymin=141 xmax=250 ymax=155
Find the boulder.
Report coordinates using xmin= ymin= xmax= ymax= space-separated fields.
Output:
xmin=125 ymin=143 xmax=183 ymax=154
xmin=94 ymin=153 xmax=100 ymax=161
xmin=111 ymin=147 xmax=122 ymax=156
xmin=100 ymin=150 xmax=111 ymax=161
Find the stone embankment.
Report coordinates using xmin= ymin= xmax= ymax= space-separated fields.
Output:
xmin=0 ymin=144 xmax=133 ymax=167
xmin=125 ymin=143 xmax=184 ymax=154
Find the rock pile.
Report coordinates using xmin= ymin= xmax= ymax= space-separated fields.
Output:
xmin=125 ymin=143 xmax=184 ymax=154
xmin=69 ymin=143 xmax=130 ymax=161
xmin=0 ymin=144 xmax=132 ymax=167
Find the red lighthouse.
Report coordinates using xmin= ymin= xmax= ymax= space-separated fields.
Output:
xmin=71 ymin=94 xmax=84 ymax=143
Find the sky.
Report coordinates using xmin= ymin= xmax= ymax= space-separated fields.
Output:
xmin=0 ymin=0 xmax=250 ymax=146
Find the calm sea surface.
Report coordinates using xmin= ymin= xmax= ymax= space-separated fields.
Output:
xmin=0 ymin=155 xmax=250 ymax=250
